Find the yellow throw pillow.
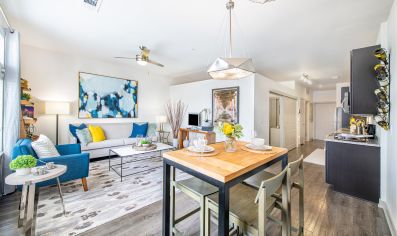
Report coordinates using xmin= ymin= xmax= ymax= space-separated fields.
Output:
xmin=88 ymin=125 xmax=106 ymax=142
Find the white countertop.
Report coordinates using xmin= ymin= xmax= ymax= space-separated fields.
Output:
xmin=325 ymin=134 xmax=380 ymax=147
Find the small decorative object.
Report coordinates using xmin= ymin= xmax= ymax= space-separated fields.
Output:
xmin=373 ymin=48 xmax=390 ymax=131
xmin=212 ymin=87 xmax=239 ymax=126
xmin=183 ymin=137 xmax=190 ymax=148
xmin=21 ymin=105 xmax=34 ymax=119
xmin=45 ymin=162 xmax=56 ymax=169
xmin=251 ymin=138 xmax=265 ymax=147
xmin=34 ymin=166 xmax=48 ymax=176
xmin=9 ymin=155 xmax=37 ymax=176
xmin=218 ymin=122 xmax=243 ymax=152
xmin=132 ymin=143 xmax=157 ymax=151
xmin=78 ymin=72 xmax=138 ymax=118
xmin=164 ymin=100 xmax=187 ymax=148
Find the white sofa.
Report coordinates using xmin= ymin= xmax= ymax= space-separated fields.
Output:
xmin=68 ymin=122 xmax=157 ymax=159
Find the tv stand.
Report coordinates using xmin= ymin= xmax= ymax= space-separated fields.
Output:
xmin=178 ymin=128 xmax=216 ymax=149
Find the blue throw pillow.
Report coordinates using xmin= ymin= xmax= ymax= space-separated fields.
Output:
xmin=130 ymin=123 xmax=149 ymax=138
xmin=69 ymin=124 xmax=87 ymax=143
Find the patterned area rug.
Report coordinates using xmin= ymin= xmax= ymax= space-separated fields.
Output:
xmin=36 ymin=156 xmax=189 ymax=236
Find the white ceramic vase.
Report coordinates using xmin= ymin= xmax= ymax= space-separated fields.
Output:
xmin=172 ymin=138 xmax=179 ymax=148
xmin=15 ymin=168 xmax=31 ymax=176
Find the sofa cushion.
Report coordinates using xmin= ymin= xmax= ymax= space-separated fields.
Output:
xmin=88 ymin=125 xmax=106 ymax=142
xmin=81 ymin=139 xmax=124 ymax=151
xmin=76 ymin=128 xmax=93 ymax=146
xmin=31 ymin=135 xmax=60 ymax=158
xmin=130 ymin=122 xmax=148 ymax=138
xmin=123 ymin=138 xmax=137 ymax=145
xmin=69 ymin=124 xmax=87 ymax=143
xmin=147 ymin=123 xmax=157 ymax=138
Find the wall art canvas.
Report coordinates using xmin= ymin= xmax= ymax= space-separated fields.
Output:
xmin=78 ymin=72 xmax=138 ymax=118
xmin=212 ymin=87 xmax=239 ymax=125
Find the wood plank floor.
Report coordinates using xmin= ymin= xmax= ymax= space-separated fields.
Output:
xmin=0 ymin=140 xmax=391 ymax=235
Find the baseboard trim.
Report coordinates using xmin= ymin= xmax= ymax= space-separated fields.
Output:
xmin=379 ymin=200 xmax=396 ymax=236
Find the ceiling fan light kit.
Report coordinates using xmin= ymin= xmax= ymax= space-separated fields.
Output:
xmin=208 ymin=0 xmax=255 ymax=80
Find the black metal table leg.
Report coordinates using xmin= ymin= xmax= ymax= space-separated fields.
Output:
xmin=121 ymin=155 xmax=123 ymax=182
xmin=218 ymin=185 xmax=230 ymax=236
xmin=163 ymin=162 xmax=171 ymax=236
xmin=281 ymin=154 xmax=288 ymax=169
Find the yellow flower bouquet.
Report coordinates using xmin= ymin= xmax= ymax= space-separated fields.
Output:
xmin=217 ymin=122 xmax=244 ymax=152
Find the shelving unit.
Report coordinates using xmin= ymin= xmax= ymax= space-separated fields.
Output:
xmin=20 ymin=78 xmax=38 ymax=140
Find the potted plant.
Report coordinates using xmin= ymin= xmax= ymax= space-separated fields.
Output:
xmin=218 ymin=122 xmax=244 ymax=152
xmin=140 ymin=139 xmax=151 ymax=147
xmin=9 ymin=155 xmax=37 ymax=176
xmin=165 ymin=100 xmax=187 ymax=148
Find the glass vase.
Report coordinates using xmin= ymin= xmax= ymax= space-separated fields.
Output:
xmin=224 ymin=137 xmax=237 ymax=152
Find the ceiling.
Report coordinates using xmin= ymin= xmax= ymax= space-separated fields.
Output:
xmin=1 ymin=0 xmax=394 ymax=86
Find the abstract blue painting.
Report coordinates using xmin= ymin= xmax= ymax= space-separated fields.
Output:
xmin=78 ymin=72 xmax=138 ymax=118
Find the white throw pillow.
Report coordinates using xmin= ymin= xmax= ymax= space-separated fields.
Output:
xmin=31 ymin=134 xmax=60 ymax=158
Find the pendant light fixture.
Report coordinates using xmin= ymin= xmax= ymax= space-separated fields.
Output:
xmin=208 ymin=0 xmax=255 ymax=80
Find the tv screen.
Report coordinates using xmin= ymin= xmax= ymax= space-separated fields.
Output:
xmin=188 ymin=113 xmax=200 ymax=126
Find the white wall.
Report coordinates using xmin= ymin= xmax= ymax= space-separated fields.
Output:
xmin=312 ymin=89 xmax=336 ymax=103
xmin=170 ymin=76 xmax=255 ymax=142
xmin=254 ymin=75 xmax=310 ymax=146
xmin=377 ymin=1 xmax=397 ymax=234
xmin=21 ymin=45 xmax=171 ymax=144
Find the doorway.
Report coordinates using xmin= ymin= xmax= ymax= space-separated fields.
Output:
xmin=313 ymin=102 xmax=336 ymax=140
xmin=269 ymin=93 xmax=297 ymax=150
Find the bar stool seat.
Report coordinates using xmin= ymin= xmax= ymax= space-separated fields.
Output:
xmin=171 ymin=176 xmax=218 ymax=236
xmin=206 ymin=183 xmax=277 ymax=230
xmin=244 ymin=171 xmax=276 ymax=189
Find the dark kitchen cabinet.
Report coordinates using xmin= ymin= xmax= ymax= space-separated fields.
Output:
xmin=350 ymin=45 xmax=380 ymax=115
xmin=325 ymin=141 xmax=380 ymax=203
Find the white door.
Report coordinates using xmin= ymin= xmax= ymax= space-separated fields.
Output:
xmin=282 ymin=97 xmax=297 ymax=150
xmin=314 ymin=103 xmax=336 ymax=140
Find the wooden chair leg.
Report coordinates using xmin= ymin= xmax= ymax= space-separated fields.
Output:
xmin=81 ymin=178 xmax=88 ymax=191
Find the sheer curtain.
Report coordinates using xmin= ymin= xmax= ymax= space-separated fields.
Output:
xmin=2 ymin=29 xmax=20 ymax=195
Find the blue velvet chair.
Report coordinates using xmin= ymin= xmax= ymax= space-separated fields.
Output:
xmin=12 ymin=139 xmax=90 ymax=191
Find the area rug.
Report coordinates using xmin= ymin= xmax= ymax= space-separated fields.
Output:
xmin=36 ymin=156 xmax=190 ymax=236
xmin=303 ymin=148 xmax=325 ymax=166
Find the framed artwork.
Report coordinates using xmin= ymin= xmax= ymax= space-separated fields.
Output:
xmin=21 ymin=105 xmax=34 ymax=119
xmin=78 ymin=72 xmax=138 ymax=118
xmin=212 ymin=87 xmax=239 ymax=125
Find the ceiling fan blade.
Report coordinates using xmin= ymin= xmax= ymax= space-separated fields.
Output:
xmin=147 ymin=59 xmax=164 ymax=67
xmin=114 ymin=56 xmax=135 ymax=59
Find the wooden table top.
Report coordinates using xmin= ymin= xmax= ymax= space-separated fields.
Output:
xmin=162 ymin=142 xmax=288 ymax=183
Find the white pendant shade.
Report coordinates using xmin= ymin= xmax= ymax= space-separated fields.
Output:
xmin=208 ymin=57 xmax=255 ymax=80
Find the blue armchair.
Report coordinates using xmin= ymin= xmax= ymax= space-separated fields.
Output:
xmin=12 ymin=139 xmax=90 ymax=191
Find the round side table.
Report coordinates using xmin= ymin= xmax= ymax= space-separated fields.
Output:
xmin=5 ymin=165 xmax=67 ymax=235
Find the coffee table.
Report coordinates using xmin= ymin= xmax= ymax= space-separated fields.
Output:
xmin=5 ymin=165 xmax=67 ymax=236
xmin=109 ymin=143 xmax=174 ymax=181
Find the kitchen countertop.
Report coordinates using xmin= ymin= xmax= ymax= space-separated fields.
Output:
xmin=325 ymin=134 xmax=380 ymax=147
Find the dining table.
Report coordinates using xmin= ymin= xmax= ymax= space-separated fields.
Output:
xmin=162 ymin=141 xmax=288 ymax=236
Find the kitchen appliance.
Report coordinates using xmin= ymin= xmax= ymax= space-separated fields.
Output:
xmin=366 ymin=124 xmax=376 ymax=139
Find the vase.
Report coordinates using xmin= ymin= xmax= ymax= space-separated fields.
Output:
xmin=16 ymin=168 xmax=31 ymax=176
xmin=172 ymin=138 xmax=179 ymax=148
xmin=224 ymin=137 xmax=237 ymax=152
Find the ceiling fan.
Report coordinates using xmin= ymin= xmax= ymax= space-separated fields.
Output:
xmin=115 ymin=46 xmax=164 ymax=67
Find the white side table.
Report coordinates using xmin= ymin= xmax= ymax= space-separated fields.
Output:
xmin=5 ymin=165 xmax=67 ymax=236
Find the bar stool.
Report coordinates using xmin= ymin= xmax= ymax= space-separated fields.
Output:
xmin=243 ymin=155 xmax=305 ymax=235
xmin=204 ymin=166 xmax=290 ymax=236
xmin=170 ymin=167 xmax=219 ymax=236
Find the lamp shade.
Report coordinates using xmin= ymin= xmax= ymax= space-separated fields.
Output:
xmin=45 ymin=102 xmax=71 ymax=115
xmin=156 ymin=115 xmax=167 ymax=123
xmin=207 ymin=57 xmax=255 ymax=80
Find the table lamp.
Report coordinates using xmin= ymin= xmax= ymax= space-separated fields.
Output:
xmin=45 ymin=101 xmax=71 ymax=145
xmin=156 ymin=115 xmax=167 ymax=132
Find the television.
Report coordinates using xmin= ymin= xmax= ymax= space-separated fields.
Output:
xmin=188 ymin=113 xmax=201 ymax=127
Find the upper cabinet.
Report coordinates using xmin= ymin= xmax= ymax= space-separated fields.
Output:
xmin=350 ymin=45 xmax=380 ymax=115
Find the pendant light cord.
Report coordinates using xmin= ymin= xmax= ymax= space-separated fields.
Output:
xmin=0 ymin=3 xmax=14 ymax=33
xmin=227 ymin=0 xmax=234 ymax=57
